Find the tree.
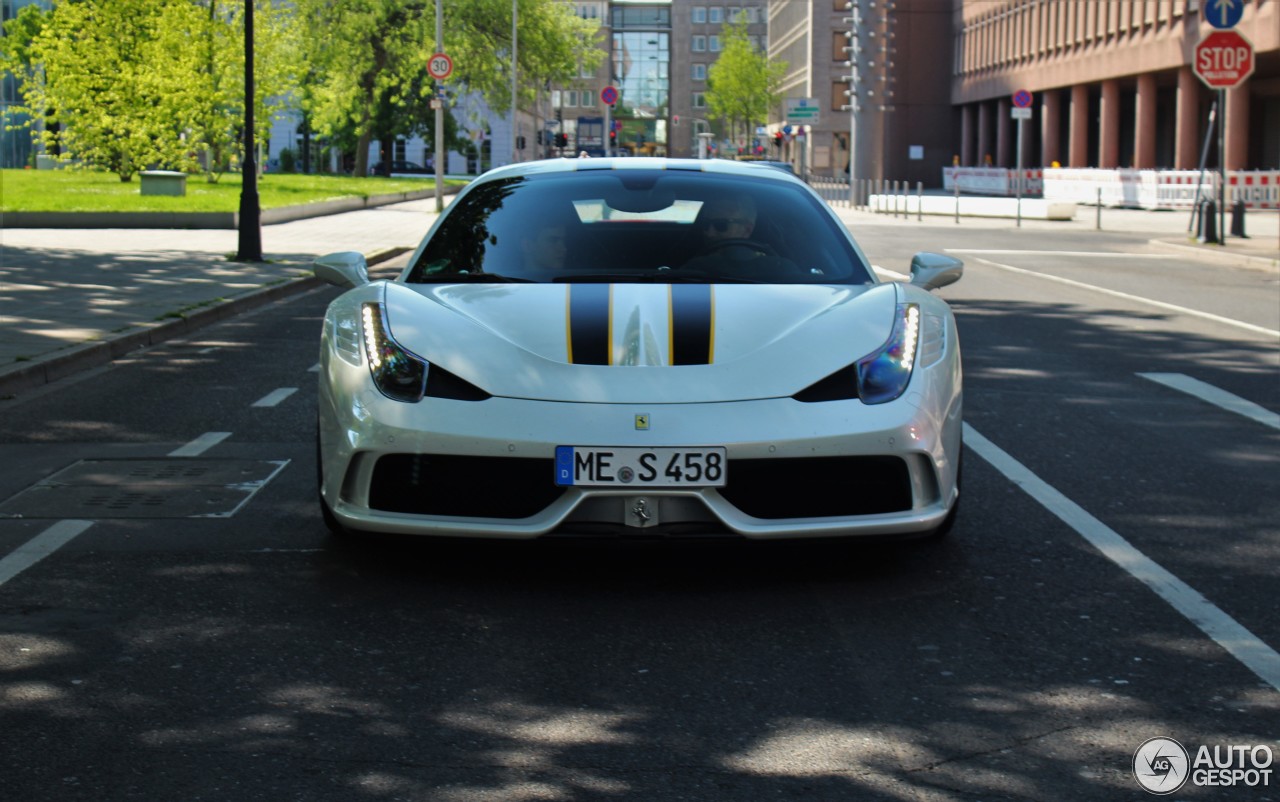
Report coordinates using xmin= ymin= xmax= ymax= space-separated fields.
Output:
xmin=5 ymin=0 xmax=296 ymax=182
xmin=296 ymin=0 xmax=603 ymax=176
xmin=706 ymin=20 xmax=786 ymax=152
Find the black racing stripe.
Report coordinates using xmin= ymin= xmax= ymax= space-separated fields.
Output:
xmin=568 ymin=284 xmax=612 ymax=365
xmin=669 ymin=284 xmax=714 ymax=365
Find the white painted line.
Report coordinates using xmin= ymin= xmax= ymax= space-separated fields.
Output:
xmin=958 ymin=255 xmax=1280 ymax=338
xmin=308 ymin=363 xmax=321 ymax=373
xmin=251 ymin=387 xmax=298 ymax=408
xmin=198 ymin=460 xmax=291 ymax=519
xmin=964 ymin=422 xmax=1280 ymax=692
xmin=169 ymin=431 xmax=231 ymax=457
xmin=947 ymin=249 xmax=1168 ymax=258
xmin=873 ymin=265 xmax=909 ymax=282
xmin=0 ymin=520 xmax=93 ymax=588
xmin=1139 ymin=373 xmax=1280 ymax=431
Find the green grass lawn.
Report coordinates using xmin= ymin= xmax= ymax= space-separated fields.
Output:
xmin=0 ymin=168 xmax=465 ymax=213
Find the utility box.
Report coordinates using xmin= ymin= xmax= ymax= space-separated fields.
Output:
xmin=140 ymin=170 xmax=187 ymax=197
xmin=36 ymin=154 xmax=59 ymax=170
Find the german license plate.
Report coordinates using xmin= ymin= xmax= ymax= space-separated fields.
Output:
xmin=555 ymin=446 xmax=727 ymax=487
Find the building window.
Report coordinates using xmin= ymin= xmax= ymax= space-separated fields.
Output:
xmin=729 ymin=6 xmax=741 ymax=23
xmin=745 ymin=6 xmax=759 ymax=24
xmin=709 ymin=35 xmax=721 ymax=52
xmin=566 ymin=91 xmax=578 ymax=108
xmin=693 ymin=35 xmax=706 ymax=52
xmin=693 ymin=93 xmax=707 ymax=109
xmin=692 ymin=6 xmax=706 ymax=23
xmin=709 ymin=6 xmax=723 ymax=24
xmin=581 ymin=90 xmax=594 ymax=108
xmin=580 ymin=62 xmax=594 ymax=79
xmin=692 ymin=63 xmax=707 ymax=81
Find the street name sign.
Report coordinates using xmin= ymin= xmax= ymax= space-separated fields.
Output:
xmin=785 ymin=98 xmax=821 ymax=125
xmin=1194 ymin=30 xmax=1254 ymax=89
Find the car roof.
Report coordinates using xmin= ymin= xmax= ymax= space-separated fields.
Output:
xmin=473 ymin=157 xmax=805 ymax=185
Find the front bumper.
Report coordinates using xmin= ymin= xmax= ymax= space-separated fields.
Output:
xmin=318 ymin=378 xmax=962 ymax=541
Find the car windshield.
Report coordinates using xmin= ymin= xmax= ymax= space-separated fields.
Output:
xmin=405 ymin=169 xmax=875 ymax=285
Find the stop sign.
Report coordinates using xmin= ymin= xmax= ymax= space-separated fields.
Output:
xmin=1195 ymin=30 xmax=1255 ymax=89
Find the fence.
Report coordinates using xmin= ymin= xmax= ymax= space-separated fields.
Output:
xmin=942 ymin=167 xmax=1044 ymax=197
xmin=1033 ymin=168 xmax=1277 ymax=210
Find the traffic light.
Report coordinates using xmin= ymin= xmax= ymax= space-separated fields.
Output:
xmin=555 ymin=133 xmax=568 ymax=148
xmin=609 ymin=129 xmax=617 ymax=145
xmin=773 ymin=132 xmax=783 ymax=150
xmin=517 ymin=135 xmax=526 ymax=150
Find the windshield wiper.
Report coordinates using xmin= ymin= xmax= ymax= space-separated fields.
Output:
xmin=553 ymin=271 xmax=761 ymax=284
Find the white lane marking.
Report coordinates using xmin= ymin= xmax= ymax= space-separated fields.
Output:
xmin=308 ymin=363 xmax=321 ymax=373
xmin=0 ymin=520 xmax=94 ymax=588
xmin=873 ymin=265 xmax=909 ymax=282
xmin=947 ymin=249 xmax=1168 ymax=258
xmin=1139 ymin=373 xmax=1280 ymax=431
xmin=169 ymin=432 xmax=231 ymax=457
xmin=964 ymin=422 xmax=1280 ymax=693
xmin=251 ymin=387 xmax=298 ymax=408
xmin=957 ymin=255 xmax=1280 ymax=338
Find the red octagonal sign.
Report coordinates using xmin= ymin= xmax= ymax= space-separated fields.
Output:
xmin=1195 ymin=30 xmax=1254 ymax=89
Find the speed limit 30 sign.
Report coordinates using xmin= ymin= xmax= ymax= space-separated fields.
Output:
xmin=428 ymin=52 xmax=453 ymax=81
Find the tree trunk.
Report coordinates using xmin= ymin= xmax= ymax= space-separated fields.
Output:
xmin=354 ymin=129 xmax=372 ymax=176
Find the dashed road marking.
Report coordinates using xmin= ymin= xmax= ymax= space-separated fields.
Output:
xmin=169 ymin=431 xmax=231 ymax=457
xmin=0 ymin=520 xmax=93 ymax=588
xmin=251 ymin=387 xmax=298 ymax=408
xmin=1139 ymin=373 xmax=1280 ymax=431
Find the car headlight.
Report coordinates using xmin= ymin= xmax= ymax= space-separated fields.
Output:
xmin=856 ymin=303 xmax=921 ymax=405
xmin=361 ymin=302 xmax=427 ymax=402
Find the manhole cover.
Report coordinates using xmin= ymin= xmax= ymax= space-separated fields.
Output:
xmin=0 ymin=459 xmax=289 ymax=519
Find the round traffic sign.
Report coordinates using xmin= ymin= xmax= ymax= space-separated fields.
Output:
xmin=600 ymin=86 xmax=618 ymax=106
xmin=1012 ymin=89 xmax=1033 ymax=108
xmin=427 ymin=52 xmax=453 ymax=81
xmin=1203 ymin=0 xmax=1245 ymax=29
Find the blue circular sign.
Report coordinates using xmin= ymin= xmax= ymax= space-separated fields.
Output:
xmin=1203 ymin=0 xmax=1245 ymax=29
xmin=600 ymin=86 xmax=618 ymax=106
xmin=1012 ymin=89 xmax=1033 ymax=108
xmin=782 ymin=125 xmax=793 ymax=135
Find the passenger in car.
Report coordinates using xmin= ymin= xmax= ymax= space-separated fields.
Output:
xmin=521 ymin=225 xmax=569 ymax=272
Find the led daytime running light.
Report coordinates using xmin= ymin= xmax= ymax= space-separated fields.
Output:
xmin=856 ymin=302 xmax=922 ymax=405
xmin=360 ymin=302 xmax=428 ymax=403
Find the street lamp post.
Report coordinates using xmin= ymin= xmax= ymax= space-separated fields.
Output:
xmin=434 ymin=0 xmax=444 ymax=212
xmin=235 ymin=0 xmax=262 ymax=262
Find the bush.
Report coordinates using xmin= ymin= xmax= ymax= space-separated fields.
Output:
xmin=279 ymin=148 xmax=297 ymax=173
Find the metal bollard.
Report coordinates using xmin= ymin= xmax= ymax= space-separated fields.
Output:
xmin=1197 ymin=200 xmax=1218 ymax=244
xmin=1230 ymin=199 xmax=1247 ymax=238
xmin=917 ymin=181 xmax=923 ymax=222
xmin=954 ymin=181 xmax=960 ymax=225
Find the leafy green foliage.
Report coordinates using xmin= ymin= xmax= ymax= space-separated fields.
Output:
xmin=707 ymin=20 xmax=787 ymax=149
xmin=4 ymin=0 xmax=296 ymax=182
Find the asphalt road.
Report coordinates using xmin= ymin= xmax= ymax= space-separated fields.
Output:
xmin=0 ymin=224 xmax=1277 ymax=801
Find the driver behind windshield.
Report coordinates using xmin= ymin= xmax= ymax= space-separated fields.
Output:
xmin=701 ymin=196 xmax=757 ymax=245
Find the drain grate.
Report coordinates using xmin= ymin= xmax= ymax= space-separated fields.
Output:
xmin=0 ymin=459 xmax=289 ymax=519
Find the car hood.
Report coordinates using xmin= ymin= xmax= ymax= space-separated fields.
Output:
xmin=382 ymin=281 xmax=898 ymax=403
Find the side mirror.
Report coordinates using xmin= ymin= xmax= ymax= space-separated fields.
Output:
xmin=313 ymin=251 xmax=370 ymax=289
xmin=909 ymin=252 xmax=963 ymax=292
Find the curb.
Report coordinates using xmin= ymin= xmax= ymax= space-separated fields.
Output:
xmin=0 ymin=247 xmax=410 ymax=399
xmin=1147 ymin=238 xmax=1280 ymax=272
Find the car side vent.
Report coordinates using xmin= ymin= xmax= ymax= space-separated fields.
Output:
xmin=426 ymin=366 xmax=491 ymax=401
xmin=793 ymin=364 xmax=859 ymax=403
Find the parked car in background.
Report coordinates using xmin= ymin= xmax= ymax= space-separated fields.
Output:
xmin=373 ymin=160 xmax=432 ymax=176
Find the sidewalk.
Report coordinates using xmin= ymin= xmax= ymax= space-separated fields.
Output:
xmin=1 ymin=194 xmax=1276 ymax=398
xmin=0 ymin=197 xmax=446 ymax=396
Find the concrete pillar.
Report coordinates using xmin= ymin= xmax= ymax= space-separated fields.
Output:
xmin=1135 ymin=74 xmax=1158 ymax=169
xmin=1042 ymin=90 xmax=1062 ymax=166
xmin=1175 ymin=67 xmax=1201 ymax=170
xmin=961 ymin=104 xmax=975 ymax=166
xmin=1099 ymin=79 xmax=1121 ymax=168
xmin=1070 ymin=84 xmax=1090 ymax=167
xmin=977 ymin=102 xmax=993 ymax=166
xmin=1225 ymin=84 xmax=1249 ymax=171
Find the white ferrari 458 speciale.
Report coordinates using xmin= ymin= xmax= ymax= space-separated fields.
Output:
xmin=315 ymin=157 xmax=963 ymax=541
